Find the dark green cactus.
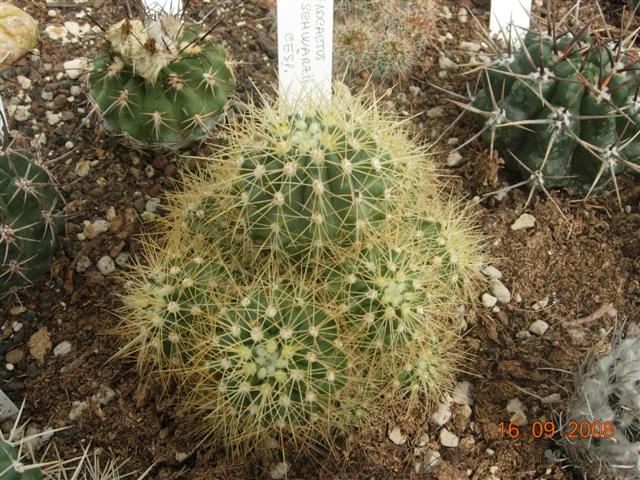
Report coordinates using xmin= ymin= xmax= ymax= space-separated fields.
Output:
xmin=89 ymin=14 xmax=234 ymax=151
xmin=0 ymin=149 xmax=63 ymax=293
xmin=0 ymin=442 xmax=42 ymax=480
xmin=465 ymin=28 xmax=640 ymax=200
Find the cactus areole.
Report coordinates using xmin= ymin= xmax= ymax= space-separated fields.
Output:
xmin=0 ymin=150 xmax=62 ymax=293
xmin=89 ymin=15 xmax=234 ymax=151
xmin=469 ymin=30 xmax=640 ymax=197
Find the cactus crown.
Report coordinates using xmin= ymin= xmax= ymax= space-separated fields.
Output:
xmin=0 ymin=148 xmax=63 ymax=294
xmin=89 ymin=14 xmax=234 ymax=151
xmin=458 ymin=8 xmax=640 ymax=206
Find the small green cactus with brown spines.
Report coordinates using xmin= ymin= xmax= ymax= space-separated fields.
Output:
xmin=0 ymin=148 xmax=63 ymax=294
xmin=89 ymin=14 xmax=234 ymax=151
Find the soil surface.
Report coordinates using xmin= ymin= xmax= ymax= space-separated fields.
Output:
xmin=1 ymin=0 xmax=639 ymax=479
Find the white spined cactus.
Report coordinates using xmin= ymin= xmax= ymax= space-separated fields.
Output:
xmin=561 ymin=335 xmax=640 ymax=480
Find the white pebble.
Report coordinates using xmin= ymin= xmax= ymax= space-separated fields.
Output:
xmin=481 ymin=293 xmax=497 ymax=308
xmin=65 ymin=141 xmax=74 ymax=150
xmin=511 ymin=213 xmax=536 ymax=230
xmin=12 ymin=105 xmax=31 ymax=122
xmin=115 ymin=252 xmax=130 ymax=267
xmin=458 ymin=8 xmax=468 ymax=23
xmin=97 ymin=256 xmax=116 ymax=274
xmin=510 ymin=410 xmax=527 ymax=425
xmin=532 ymin=297 xmax=549 ymax=310
xmin=438 ymin=55 xmax=455 ymax=69
xmin=84 ymin=219 xmax=109 ymax=239
xmin=63 ymin=58 xmax=88 ymax=80
xmin=427 ymin=106 xmax=445 ymax=118
xmin=46 ymin=111 xmax=62 ymax=126
xmin=529 ymin=320 xmax=549 ymax=336
xmin=70 ymin=85 xmax=82 ymax=96
xmin=541 ymin=393 xmax=561 ymax=404
xmin=446 ymin=151 xmax=463 ymax=167
xmin=460 ymin=41 xmax=481 ymax=52
xmin=17 ymin=75 xmax=31 ymax=89
xmin=452 ymin=381 xmax=473 ymax=405
xmin=53 ymin=341 xmax=72 ymax=356
xmin=482 ymin=265 xmax=502 ymax=279
xmin=68 ymin=400 xmax=88 ymax=421
xmin=506 ymin=398 xmax=523 ymax=413
xmin=430 ymin=402 xmax=452 ymax=427
xmin=388 ymin=426 xmax=407 ymax=445
xmin=489 ymin=279 xmax=511 ymax=303
xmin=439 ymin=428 xmax=459 ymax=447
xmin=75 ymin=161 xmax=90 ymax=177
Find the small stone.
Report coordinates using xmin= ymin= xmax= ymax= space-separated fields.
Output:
xmin=175 ymin=452 xmax=189 ymax=463
xmin=409 ymin=85 xmax=421 ymax=96
xmin=532 ymin=297 xmax=549 ymax=310
xmin=417 ymin=433 xmax=429 ymax=447
xmin=53 ymin=341 xmax=72 ymax=356
xmin=12 ymin=105 xmax=31 ymax=122
xmin=427 ymin=107 xmax=445 ymax=118
xmin=446 ymin=151 xmax=463 ymax=167
xmin=459 ymin=404 xmax=472 ymax=419
xmin=95 ymin=385 xmax=115 ymax=406
xmin=68 ymin=400 xmax=88 ymax=421
xmin=516 ymin=330 xmax=531 ymax=340
xmin=425 ymin=449 xmax=442 ymax=468
xmin=439 ymin=428 xmax=459 ymax=447
xmin=46 ymin=111 xmax=62 ymax=126
xmin=106 ymin=207 xmax=117 ymax=221
xmin=489 ymin=279 xmax=511 ymax=303
xmin=438 ymin=55 xmax=455 ymax=69
xmin=541 ymin=393 xmax=561 ymax=404
xmin=388 ymin=426 xmax=407 ymax=445
xmin=45 ymin=24 xmax=67 ymax=41
xmin=17 ymin=75 xmax=31 ymax=89
xmin=458 ymin=8 xmax=468 ymax=23
xmin=481 ymin=293 xmax=497 ymax=308
xmin=97 ymin=256 xmax=115 ymax=274
xmin=452 ymin=381 xmax=473 ymax=405
xmin=529 ymin=320 xmax=549 ymax=336
xmin=460 ymin=41 xmax=481 ymax=52
xmin=145 ymin=199 xmax=159 ymax=213
xmin=115 ymin=252 xmax=129 ymax=267
xmin=510 ymin=410 xmax=527 ymax=425
xmin=65 ymin=141 xmax=74 ymax=150
xmin=5 ymin=364 xmax=14 ymax=371
xmin=70 ymin=85 xmax=82 ymax=96
xmin=447 ymin=137 xmax=459 ymax=146
xmin=269 ymin=462 xmax=289 ymax=479
xmin=5 ymin=349 xmax=23 ymax=364
xmin=0 ymin=5 xmax=38 ymax=64
xmin=506 ymin=398 xmax=523 ymax=413
xmin=75 ymin=161 xmax=90 ymax=177
xmin=441 ymin=6 xmax=452 ymax=19
xmin=481 ymin=265 xmax=502 ymax=279
xmin=75 ymin=256 xmax=91 ymax=273
xmin=431 ymin=402 xmax=452 ymax=427
xmin=9 ymin=306 xmax=25 ymax=316
xmin=63 ymin=58 xmax=88 ymax=80
xmin=511 ymin=213 xmax=536 ymax=230
xmin=41 ymin=91 xmax=54 ymax=101
xmin=84 ymin=219 xmax=109 ymax=239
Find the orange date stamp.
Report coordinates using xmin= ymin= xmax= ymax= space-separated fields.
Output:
xmin=499 ymin=421 xmax=616 ymax=441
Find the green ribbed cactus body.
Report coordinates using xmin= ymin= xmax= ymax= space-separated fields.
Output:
xmin=133 ymin=254 xmax=235 ymax=363
xmin=89 ymin=15 xmax=234 ymax=151
xmin=0 ymin=441 xmax=43 ymax=480
xmin=471 ymin=31 xmax=640 ymax=195
xmin=234 ymin=113 xmax=405 ymax=256
xmin=327 ymin=244 xmax=429 ymax=350
xmin=197 ymin=282 xmax=362 ymax=450
xmin=0 ymin=150 xmax=62 ymax=293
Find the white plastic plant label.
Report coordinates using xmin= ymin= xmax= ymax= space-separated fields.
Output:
xmin=277 ymin=0 xmax=334 ymax=105
xmin=490 ymin=0 xmax=532 ymax=43
xmin=0 ymin=389 xmax=19 ymax=421
xmin=141 ymin=0 xmax=182 ymax=15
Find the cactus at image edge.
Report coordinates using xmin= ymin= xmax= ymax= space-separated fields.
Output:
xmin=465 ymin=28 xmax=640 ymax=199
xmin=0 ymin=149 xmax=62 ymax=293
xmin=89 ymin=14 xmax=234 ymax=151
xmin=561 ymin=335 xmax=640 ymax=479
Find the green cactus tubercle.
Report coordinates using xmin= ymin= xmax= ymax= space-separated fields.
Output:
xmin=0 ymin=441 xmax=42 ymax=480
xmin=89 ymin=15 xmax=234 ymax=150
xmin=0 ymin=150 xmax=62 ymax=293
xmin=470 ymin=30 xmax=640 ymax=196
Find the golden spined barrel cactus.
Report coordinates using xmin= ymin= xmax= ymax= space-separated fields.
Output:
xmin=89 ymin=14 xmax=234 ymax=151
